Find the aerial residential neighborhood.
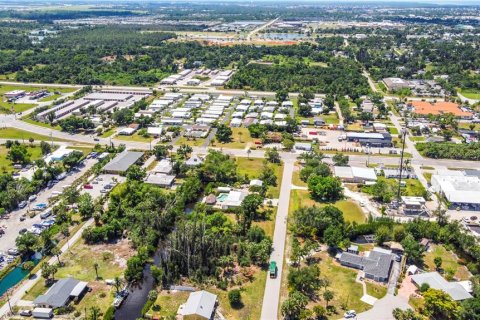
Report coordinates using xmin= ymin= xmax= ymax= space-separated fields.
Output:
xmin=0 ymin=1 xmax=479 ymax=320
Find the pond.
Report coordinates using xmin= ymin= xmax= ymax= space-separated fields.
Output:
xmin=0 ymin=260 xmax=39 ymax=297
xmin=261 ymin=33 xmax=307 ymax=40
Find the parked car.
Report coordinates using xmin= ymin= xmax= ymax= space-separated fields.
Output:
xmin=18 ymin=201 xmax=28 ymax=209
xmin=344 ymin=310 xmax=356 ymax=319
xmin=19 ymin=215 xmax=26 ymax=222
xmin=40 ymin=209 xmax=52 ymax=219
xmin=7 ymin=248 xmax=19 ymax=256
xmin=28 ymin=194 xmax=37 ymax=202
xmin=19 ymin=228 xmax=28 ymax=234
xmin=83 ymin=184 xmax=93 ymax=189
xmin=19 ymin=310 xmax=32 ymax=317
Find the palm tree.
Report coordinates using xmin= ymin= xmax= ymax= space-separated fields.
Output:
xmin=89 ymin=306 xmax=101 ymax=320
xmin=93 ymin=262 xmax=99 ymax=280
xmin=323 ymin=290 xmax=334 ymax=308
xmin=113 ymin=276 xmax=123 ymax=294
xmin=51 ymin=247 xmax=62 ymax=266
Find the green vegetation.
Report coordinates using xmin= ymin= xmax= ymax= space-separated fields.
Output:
xmin=0 ymin=127 xmax=65 ymax=142
xmin=424 ymin=244 xmax=471 ymax=280
xmin=228 ymin=59 xmax=370 ymax=98
xmin=366 ymin=282 xmax=387 ymax=299
xmin=416 ymin=142 xmax=480 ymax=160
xmin=458 ymin=88 xmax=480 ymax=100
xmin=175 ymin=136 xmax=206 ymax=147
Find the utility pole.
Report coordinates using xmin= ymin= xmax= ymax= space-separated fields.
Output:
xmin=397 ymin=128 xmax=407 ymax=201
xmin=6 ymin=289 xmax=13 ymax=314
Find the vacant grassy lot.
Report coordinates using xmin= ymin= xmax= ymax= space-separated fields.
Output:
xmin=100 ymin=128 xmax=116 ymax=138
xmin=23 ymin=239 xmax=133 ymax=317
xmin=290 ymin=190 xmax=366 ymax=223
xmin=236 ymin=157 xmax=284 ymax=198
xmin=0 ymin=127 xmax=65 ymax=142
xmin=210 ymin=268 xmax=267 ymax=320
xmin=214 ymin=128 xmax=255 ymax=149
xmin=22 ymin=116 xmax=62 ymax=131
xmin=175 ymin=136 xmax=206 ymax=147
xmin=458 ymin=88 xmax=480 ymax=100
xmin=0 ymin=145 xmax=44 ymax=171
xmin=292 ymin=168 xmax=307 ymax=187
xmin=114 ymin=132 xmax=153 ymax=143
xmin=424 ymin=244 xmax=471 ymax=280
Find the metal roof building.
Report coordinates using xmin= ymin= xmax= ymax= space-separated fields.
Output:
xmin=103 ymin=151 xmax=144 ymax=174
xmin=178 ymin=290 xmax=218 ymax=319
xmin=34 ymin=278 xmax=88 ymax=308
xmin=334 ymin=166 xmax=377 ymax=183
xmin=411 ymin=272 xmax=473 ymax=301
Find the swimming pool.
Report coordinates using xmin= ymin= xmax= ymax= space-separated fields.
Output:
xmin=217 ymin=193 xmax=228 ymax=202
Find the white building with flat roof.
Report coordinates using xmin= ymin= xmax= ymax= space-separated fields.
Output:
xmin=431 ymin=174 xmax=480 ymax=210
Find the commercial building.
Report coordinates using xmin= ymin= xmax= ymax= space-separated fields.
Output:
xmin=431 ymin=173 xmax=480 ymax=210
xmin=103 ymin=150 xmax=144 ymax=174
xmin=382 ymin=77 xmax=414 ymax=91
xmin=34 ymin=278 xmax=88 ymax=308
xmin=84 ymin=92 xmax=133 ymax=102
xmin=44 ymin=146 xmax=75 ymax=163
xmin=334 ymin=166 xmax=377 ymax=184
xmin=411 ymin=272 xmax=472 ymax=301
xmin=401 ymin=196 xmax=426 ymax=215
xmin=345 ymin=132 xmax=392 ymax=147
xmin=5 ymin=90 xmax=26 ymax=99
xmin=339 ymin=247 xmax=395 ymax=282
xmin=178 ymin=290 xmax=218 ymax=320
xmin=410 ymin=101 xmax=472 ymax=119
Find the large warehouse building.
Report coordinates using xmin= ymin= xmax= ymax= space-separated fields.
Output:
xmin=431 ymin=172 xmax=480 ymax=210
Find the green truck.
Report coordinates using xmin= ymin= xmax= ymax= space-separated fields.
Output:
xmin=269 ymin=261 xmax=277 ymax=278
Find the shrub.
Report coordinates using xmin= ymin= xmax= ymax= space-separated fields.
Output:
xmin=228 ymin=289 xmax=242 ymax=306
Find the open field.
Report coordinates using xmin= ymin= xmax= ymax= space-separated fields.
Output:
xmin=458 ymin=88 xmax=480 ymax=100
xmin=114 ymin=132 xmax=154 ymax=143
xmin=214 ymin=128 xmax=255 ymax=149
xmin=0 ymin=127 xmax=66 ymax=142
xmin=290 ymin=189 xmax=367 ymax=224
xmin=0 ymin=145 xmax=44 ymax=171
xmin=147 ymin=290 xmax=191 ymax=318
xmin=22 ymin=116 xmax=62 ymax=131
xmin=23 ymin=239 xmax=133 ymax=317
xmin=424 ymin=244 xmax=471 ymax=280
xmin=175 ymin=136 xmax=206 ymax=147
xmin=366 ymin=282 xmax=388 ymax=299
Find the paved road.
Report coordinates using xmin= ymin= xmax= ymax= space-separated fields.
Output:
xmin=246 ymin=17 xmax=280 ymax=41
xmin=355 ymin=294 xmax=411 ymax=320
xmin=260 ymin=159 xmax=294 ymax=320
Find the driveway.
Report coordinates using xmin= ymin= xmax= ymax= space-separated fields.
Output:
xmin=356 ymin=294 xmax=411 ymax=320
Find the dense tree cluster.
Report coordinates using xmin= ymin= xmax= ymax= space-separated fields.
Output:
xmin=227 ymin=59 xmax=370 ymax=98
xmin=416 ymin=142 xmax=480 ymax=160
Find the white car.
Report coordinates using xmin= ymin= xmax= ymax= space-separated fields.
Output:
xmin=344 ymin=310 xmax=356 ymax=319
xmin=28 ymin=195 xmax=37 ymax=202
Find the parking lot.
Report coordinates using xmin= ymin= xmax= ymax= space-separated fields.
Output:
xmin=81 ymin=174 xmax=125 ymax=199
xmin=0 ymin=158 xmax=97 ymax=267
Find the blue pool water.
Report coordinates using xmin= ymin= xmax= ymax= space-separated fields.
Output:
xmin=0 ymin=260 xmax=39 ymax=297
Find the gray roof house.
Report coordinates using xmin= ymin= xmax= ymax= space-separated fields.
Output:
xmin=103 ymin=150 xmax=144 ymax=174
xmin=411 ymin=272 xmax=473 ymax=301
xmin=339 ymin=247 xmax=394 ymax=282
xmin=178 ymin=290 xmax=218 ymax=319
xmin=34 ymin=278 xmax=88 ymax=308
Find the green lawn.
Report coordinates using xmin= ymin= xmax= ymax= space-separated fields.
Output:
xmin=147 ymin=291 xmax=191 ymax=318
xmin=409 ymin=136 xmax=425 ymax=142
xmin=100 ymin=128 xmax=116 ymax=138
xmin=175 ymin=136 xmax=206 ymax=147
xmin=316 ymin=251 xmax=371 ymax=317
xmin=0 ymin=102 xmax=36 ymax=113
xmin=424 ymin=244 xmax=471 ymax=280
xmin=214 ymin=128 xmax=255 ymax=149
xmin=114 ymin=132 xmax=153 ymax=143
xmin=423 ymin=172 xmax=432 ymax=183
xmin=210 ymin=269 xmax=267 ymax=320
xmin=323 ymin=112 xmax=339 ymax=124
xmin=236 ymin=157 xmax=284 ymax=198
xmin=0 ymin=145 xmax=44 ymax=172
xmin=458 ymin=88 xmax=480 ymax=100
xmin=366 ymin=282 xmax=387 ymax=299
xmin=67 ymin=146 xmax=94 ymax=156
xmin=0 ymin=127 xmax=65 ymax=142
xmin=289 ymin=190 xmax=367 ymax=223
xmin=22 ymin=116 xmax=62 ymax=131
xmin=292 ymin=168 xmax=307 ymax=187
xmin=388 ymin=127 xmax=399 ymax=135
